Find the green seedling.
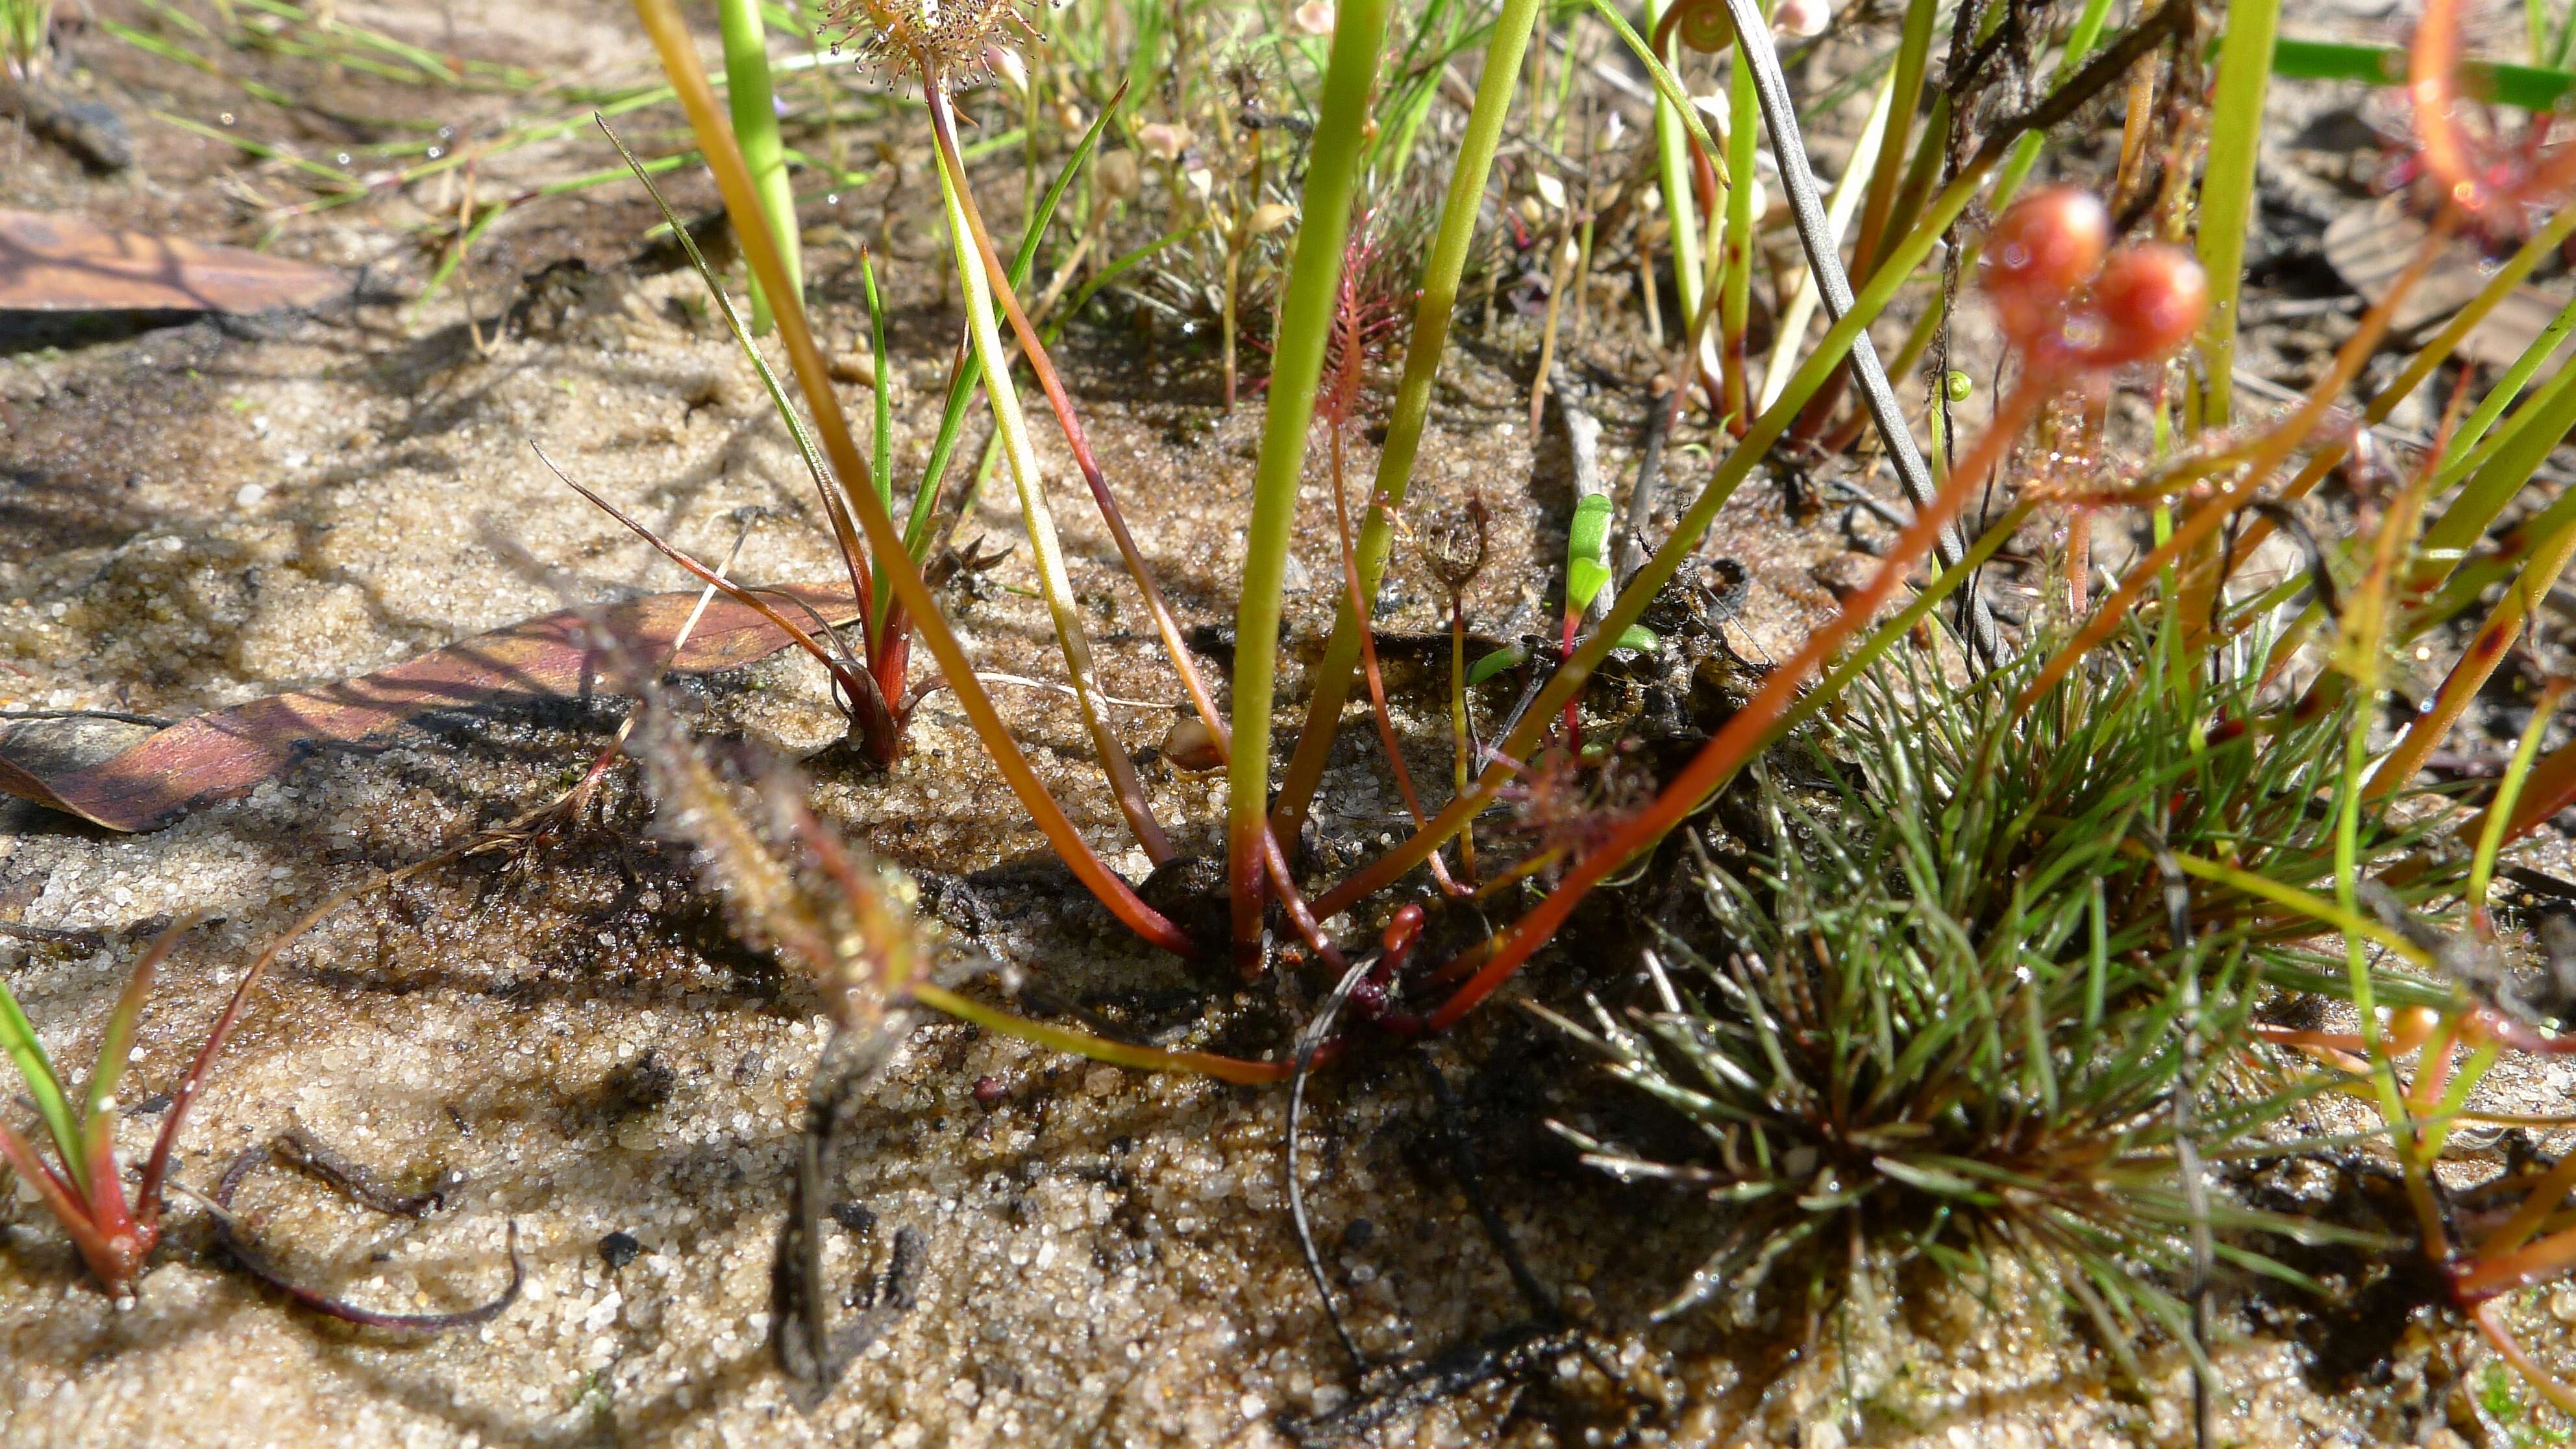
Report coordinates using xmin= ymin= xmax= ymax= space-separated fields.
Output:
xmin=0 ymin=922 xmax=195 ymax=1298
xmin=1 ymin=861 xmax=525 ymax=1306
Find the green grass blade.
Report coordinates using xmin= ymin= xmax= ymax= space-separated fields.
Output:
xmin=1228 ymin=0 xmax=1396 ymax=952
xmin=1041 ymin=219 xmax=1205 ymax=346
xmin=2199 ymin=0 xmax=2279 ymax=425
xmin=2270 ymin=36 xmax=2576 ymax=110
xmin=408 ymin=201 xmax=510 ymax=323
xmin=0 ymin=980 xmax=81 ymax=1176
xmin=601 ymin=119 xmax=843 ymax=556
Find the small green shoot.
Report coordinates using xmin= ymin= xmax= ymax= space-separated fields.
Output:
xmin=0 ymin=921 xmax=197 ymax=1297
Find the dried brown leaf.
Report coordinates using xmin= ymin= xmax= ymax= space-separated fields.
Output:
xmin=0 ymin=209 xmax=343 ymax=314
xmin=2323 ymin=195 xmax=2575 ymax=371
xmin=0 ymin=584 xmax=858 ymax=831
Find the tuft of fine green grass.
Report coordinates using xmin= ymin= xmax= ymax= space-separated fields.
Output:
xmin=1544 ymin=618 xmax=2459 ymax=1366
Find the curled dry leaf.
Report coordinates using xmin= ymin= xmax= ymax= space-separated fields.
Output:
xmin=0 ymin=209 xmax=343 ymax=314
xmin=0 ymin=584 xmax=859 ymax=832
xmin=2324 ymin=195 xmax=2574 ymax=369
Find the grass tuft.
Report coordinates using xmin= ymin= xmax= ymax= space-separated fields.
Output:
xmin=1546 ymin=617 xmax=2458 ymax=1362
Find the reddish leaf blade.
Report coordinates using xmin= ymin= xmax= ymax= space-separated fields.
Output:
xmin=0 ymin=209 xmax=344 ymax=314
xmin=0 ymin=584 xmax=860 ymax=832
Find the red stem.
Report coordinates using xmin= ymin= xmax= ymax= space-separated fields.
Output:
xmin=1558 ymin=611 xmax=1583 ymax=746
xmin=926 ymin=95 xmax=1237 ymax=769
xmin=2473 ymin=1302 xmax=2576 ymax=1415
xmin=1328 ymin=414 xmax=1467 ymax=896
xmin=0 ymin=1117 xmax=91 ymax=1238
xmin=1420 ymin=378 xmax=2051 ymax=1031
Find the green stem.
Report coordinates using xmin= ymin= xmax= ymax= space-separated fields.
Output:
xmin=1271 ymin=0 xmax=1544 ymax=837
xmin=909 ymin=984 xmax=1289 ymax=1084
xmin=1645 ymin=0 xmax=1705 ymax=327
xmin=1230 ymin=0 xmax=1396 ymax=965
xmin=2471 ymin=684 xmax=2568 ymax=908
xmin=2336 ymin=662 xmax=2418 ymax=1167
xmin=717 ymin=0 xmax=800 ymax=334
xmin=1848 ymin=0 xmax=1937 ymax=283
xmin=1717 ymin=10 xmax=1759 ymax=424
xmin=859 ymin=249 xmax=895 ymax=651
xmin=2197 ymin=0 xmax=2277 ymax=426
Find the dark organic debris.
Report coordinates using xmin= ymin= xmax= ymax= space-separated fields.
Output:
xmin=0 ymin=918 xmax=108 ymax=952
xmin=1281 ymin=1035 xmax=1602 ymax=1444
xmin=209 ymin=1132 xmax=521 ymax=1332
xmin=1278 ymin=1322 xmax=1595 ymax=1446
xmin=1287 ymin=954 xmax=1380 ymax=1374
xmin=775 ymin=1032 xmax=927 ymax=1403
xmin=264 ymin=1126 xmax=447 ymax=1217
xmin=0 ymin=82 xmax=134 ymax=172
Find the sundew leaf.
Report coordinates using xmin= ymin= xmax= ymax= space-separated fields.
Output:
xmin=0 ymin=584 xmax=858 ymax=832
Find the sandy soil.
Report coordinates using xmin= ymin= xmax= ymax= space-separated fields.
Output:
xmin=5 ymin=1 xmax=2576 ymax=1445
